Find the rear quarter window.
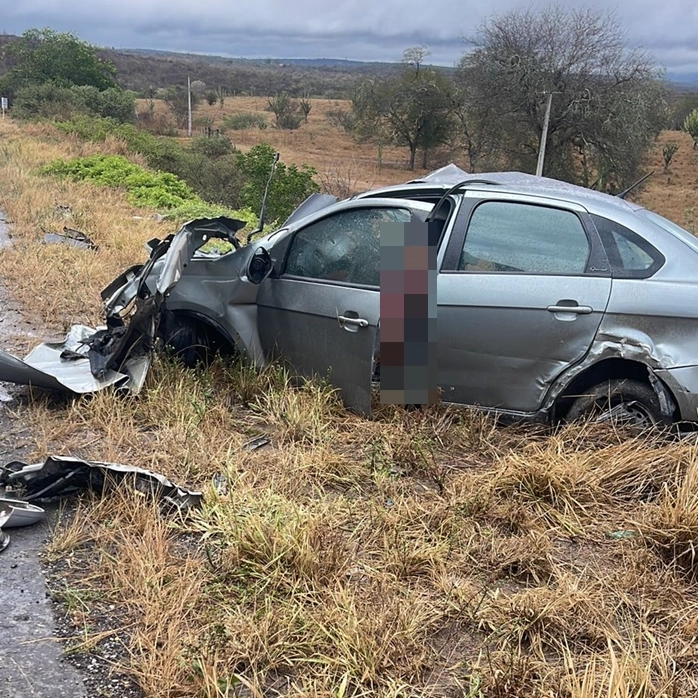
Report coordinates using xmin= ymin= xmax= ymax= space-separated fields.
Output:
xmin=591 ymin=214 xmax=664 ymax=278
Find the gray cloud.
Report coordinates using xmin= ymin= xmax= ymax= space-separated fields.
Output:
xmin=3 ymin=1 xmax=697 ymax=78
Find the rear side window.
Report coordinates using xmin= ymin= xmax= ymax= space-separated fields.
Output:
xmin=592 ymin=214 xmax=664 ymax=278
xmin=459 ymin=201 xmax=590 ymax=274
xmin=285 ymin=207 xmax=412 ymax=286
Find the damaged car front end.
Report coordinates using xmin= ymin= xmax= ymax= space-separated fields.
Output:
xmin=0 ymin=216 xmax=254 ymax=395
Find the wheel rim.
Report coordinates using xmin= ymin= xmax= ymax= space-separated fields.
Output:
xmin=594 ymin=399 xmax=657 ymax=429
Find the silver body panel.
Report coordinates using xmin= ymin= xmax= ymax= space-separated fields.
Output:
xmin=4 ymin=168 xmax=698 ymax=424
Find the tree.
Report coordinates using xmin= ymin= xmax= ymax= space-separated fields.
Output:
xmin=457 ymin=7 xmax=668 ymax=191
xmin=299 ymin=92 xmax=312 ymax=123
xmin=352 ymin=47 xmax=454 ymax=170
xmin=0 ymin=28 xmax=117 ymax=97
xmin=160 ymin=85 xmax=200 ymax=129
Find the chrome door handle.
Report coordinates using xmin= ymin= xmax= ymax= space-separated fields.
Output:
xmin=338 ymin=315 xmax=369 ymax=328
xmin=546 ymin=303 xmax=593 ymax=314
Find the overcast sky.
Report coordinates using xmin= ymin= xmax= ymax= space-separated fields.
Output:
xmin=3 ymin=1 xmax=697 ymax=78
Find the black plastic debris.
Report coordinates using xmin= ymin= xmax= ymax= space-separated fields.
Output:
xmin=42 ymin=226 xmax=98 ymax=250
xmin=1 ymin=456 xmax=202 ymax=511
xmin=242 ymin=436 xmax=271 ymax=452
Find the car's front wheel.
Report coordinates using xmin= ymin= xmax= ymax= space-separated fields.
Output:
xmin=563 ymin=378 xmax=670 ymax=429
xmin=159 ymin=312 xmax=235 ymax=368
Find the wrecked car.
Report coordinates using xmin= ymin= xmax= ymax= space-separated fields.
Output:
xmin=4 ymin=165 xmax=698 ymax=427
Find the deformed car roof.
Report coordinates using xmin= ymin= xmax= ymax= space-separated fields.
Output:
xmin=363 ymin=164 xmax=645 ymax=214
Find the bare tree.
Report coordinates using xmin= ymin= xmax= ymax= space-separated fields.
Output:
xmin=299 ymin=91 xmax=312 ymax=123
xmin=159 ymin=85 xmax=200 ymax=128
xmin=401 ymin=45 xmax=430 ymax=76
xmin=457 ymin=7 xmax=668 ymax=190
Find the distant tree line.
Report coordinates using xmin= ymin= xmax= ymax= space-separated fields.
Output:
xmin=2 ymin=9 xmax=697 ymax=195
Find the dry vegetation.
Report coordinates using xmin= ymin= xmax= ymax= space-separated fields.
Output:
xmin=2 ymin=116 xmax=698 ymax=697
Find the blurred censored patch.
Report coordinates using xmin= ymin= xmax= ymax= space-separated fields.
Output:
xmin=379 ymin=221 xmax=438 ymax=404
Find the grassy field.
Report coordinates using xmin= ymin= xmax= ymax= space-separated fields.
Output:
xmin=1 ymin=115 xmax=698 ymax=697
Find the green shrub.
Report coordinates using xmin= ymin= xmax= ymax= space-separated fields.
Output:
xmin=12 ymin=83 xmax=81 ymax=120
xmin=41 ymin=153 xmax=256 ymax=227
xmin=41 ymin=154 xmax=198 ymax=209
xmin=236 ymin=143 xmax=319 ymax=223
xmin=190 ymin=134 xmax=235 ymax=158
xmin=223 ymin=112 xmax=268 ymax=130
xmin=50 ymin=120 xmax=319 ymax=224
xmin=11 ymin=83 xmax=135 ymax=123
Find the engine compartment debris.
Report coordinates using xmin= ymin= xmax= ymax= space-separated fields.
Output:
xmin=1 ymin=456 xmax=202 ymax=511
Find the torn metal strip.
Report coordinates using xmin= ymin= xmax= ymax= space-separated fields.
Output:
xmin=0 ymin=325 xmax=150 ymax=394
xmin=1 ymin=456 xmax=203 ymax=510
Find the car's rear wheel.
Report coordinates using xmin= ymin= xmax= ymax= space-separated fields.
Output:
xmin=563 ymin=378 xmax=669 ymax=429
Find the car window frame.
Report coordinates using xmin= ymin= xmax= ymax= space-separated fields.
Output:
xmin=440 ymin=196 xmax=610 ymax=277
xmin=278 ymin=203 xmax=428 ymax=289
xmin=590 ymin=213 xmax=665 ymax=279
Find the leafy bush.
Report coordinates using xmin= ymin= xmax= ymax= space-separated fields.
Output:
xmin=684 ymin=109 xmax=698 ymax=149
xmin=236 ymin=143 xmax=319 ymax=223
xmin=10 ymin=82 xmax=135 ymax=123
xmin=267 ymin=92 xmax=303 ymax=130
xmin=41 ymin=153 xmax=257 ymax=227
xmin=42 ymin=154 xmax=198 ymax=209
xmin=51 ymin=118 xmax=319 ymax=224
xmin=662 ymin=142 xmax=679 ymax=172
xmin=189 ymin=134 xmax=235 ymax=158
xmin=327 ymin=107 xmax=356 ymax=132
xmin=223 ymin=112 xmax=268 ymax=130
xmin=12 ymin=83 xmax=81 ymax=121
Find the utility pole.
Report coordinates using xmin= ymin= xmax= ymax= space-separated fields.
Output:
xmin=187 ymin=75 xmax=192 ymax=137
xmin=536 ymin=91 xmax=557 ymax=177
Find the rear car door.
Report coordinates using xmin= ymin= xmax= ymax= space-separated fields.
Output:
xmin=256 ymin=204 xmax=416 ymax=414
xmin=437 ymin=195 xmax=612 ymax=413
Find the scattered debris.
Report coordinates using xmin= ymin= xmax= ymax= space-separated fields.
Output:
xmin=0 ymin=506 xmax=10 ymax=553
xmin=0 ymin=324 xmax=150 ymax=394
xmin=0 ymin=498 xmax=46 ymax=527
xmin=42 ymin=226 xmax=98 ymax=251
xmin=242 ymin=436 xmax=271 ymax=451
xmin=605 ymin=530 xmax=637 ymax=540
xmin=0 ymin=217 xmax=245 ymax=397
xmin=211 ymin=473 xmax=228 ymax=495
xmin=1 ymin=455 xmax=202 ymax=510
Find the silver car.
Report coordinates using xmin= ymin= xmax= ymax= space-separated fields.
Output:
xmin=4 ymin=166 xmax=698 ymax=427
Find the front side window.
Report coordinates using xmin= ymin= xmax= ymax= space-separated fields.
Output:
xmin=459 ymin=201 xmax=590 ymax=274
xmin=285 ymin=207 xmax=412 ymax=286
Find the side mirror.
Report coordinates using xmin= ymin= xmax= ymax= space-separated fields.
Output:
xmin=247 ymin=247 xmax=273 ymax=284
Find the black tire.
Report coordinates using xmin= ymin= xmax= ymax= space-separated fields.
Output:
xmin=159 ymin=312 xmax=235 ymax=368
xmin=563 ymin=378 xmax=670 ymax=429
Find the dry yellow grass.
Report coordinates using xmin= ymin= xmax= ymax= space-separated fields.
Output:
xmin=2 ymin=117 xmax=698 ymax=696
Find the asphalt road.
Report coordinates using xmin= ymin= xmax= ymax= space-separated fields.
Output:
xmin=0 ymin=211 xmax=87 ymax=697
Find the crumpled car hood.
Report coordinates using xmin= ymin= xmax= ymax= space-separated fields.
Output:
xmin=0 ymin=216 xmax=248 ymax=395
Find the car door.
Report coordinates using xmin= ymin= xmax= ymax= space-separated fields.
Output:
xmin=437 ymin=195 xmax=612 ymax=413
xmin=256 ymin=204 xmax=415 ymax=415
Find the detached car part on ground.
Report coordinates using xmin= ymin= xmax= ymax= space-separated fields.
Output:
xmin=3 ymin=165 xmax=698 ymax=427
